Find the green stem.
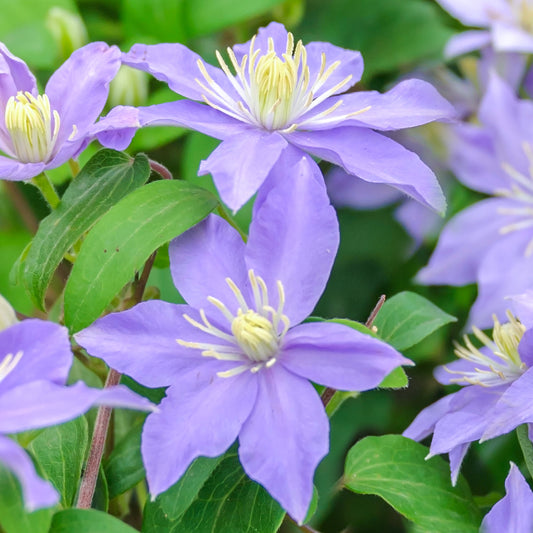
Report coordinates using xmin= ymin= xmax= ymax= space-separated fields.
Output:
xmin=517 ymin=424 xmax=533 ymax=479
xmin=31 ymin=173 xmax=60 ymax=209
xmin=68 ymin=158 xmax=80 ymax=177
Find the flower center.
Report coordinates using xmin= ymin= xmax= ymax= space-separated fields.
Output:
xmin=4 ymin=91 xmax=60 ymax=163
xmin=496 ymin=141 xmax=533 ymax=255
xmin=445 ymin=312 xmax=526 ymax=386
xmin=195 ymin=31 xmax=370 ymax=132
xmin=512 ymin=0 xmax=533 ymax=33
xmin=0 ymin=350 xmax=23 ymax=384
xmin=177 ymin=269 xmax=290 ymax=378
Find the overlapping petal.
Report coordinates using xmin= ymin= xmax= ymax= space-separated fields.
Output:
xmin=0 ymin=156 xmax=45 ymax=181
xmin=435 ymin=0 xmax=506 ymax=26
xmin=445 ymin=30 xmax=492 ymax=58
xmin=281 ymin=322 xmax=411 ymax=391
xmin=238 ymin=365 xmax=328 ymax=524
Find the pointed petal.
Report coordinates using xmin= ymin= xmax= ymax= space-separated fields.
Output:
xmin=435 ymin=0 xmax=507 ymax=26
xmin=416 ymin=199 xmax=513 ymax=286
xmin=470 ymin=231 xmax=533 ymax=329
xmin=137 ymin=100 xmax=247 ymax=140
xmin=481 ymin=463 xmax=533 ymax=533
xmin=89 ymin=105 xmax=141 ymax=151
xmin=0 ymin=436 xmax=58 ymax=511
xmin=46 ymin=42 xmax=121 ymax=148
xmin=0 ymin=319 xmax=72 ymax=391
xmin=142 ymin=369 xmax=257 ymax=497
xmin=288 ymin=127 xmax=446 ymax=213
xmin=246 ymin=150 xmax=339 ymax=324
xmin=492 ymin=22 xmax=533 ymax=53
xmin=403 ymin=393 xmax=457 ymax=441
xmin=449 ymin=443 xmax=470 ymax=486
xmin=281 ymin=322 xmax=410 ymax=390
xmin=199 ymin=130 xmax=287 ymax=211
xmin=75 ymin=301 xmax=216 ymax=388
xmin=482 ymin=368 xmax=533 ymax=441
xmin=238 ymin=366 xmax=328 ymax=524
xmin=169 ymin=214 xmax=250 ymax=313
xmin=0 ymin=381 xmax=153 ymax=434
xmin=444 ymin=30 xmax=492 ymax=58
xmin=0 ymin=155 xmax=44 ymax=181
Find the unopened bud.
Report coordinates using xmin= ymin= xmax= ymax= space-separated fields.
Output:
xmin=46 ymin=7 xmax=88 ymax=61
xmin=109 ymin=65 xmax=149 ymax=108
xmin=0 ymin=295 xmax=18 ymax=332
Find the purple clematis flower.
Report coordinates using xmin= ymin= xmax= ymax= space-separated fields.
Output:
xmin=0 ymin=41 xmax=138 ymax=181
xmin=437 ymin=0 xmax=533 ymax=57
xmin=75 ymin=152 xmax=411 ymax=523
xmin=481 ymin=463 xmax=533 ymax=533
xmin=122 ymin=22 xmax=454 ymax=213
xmin=0 ymin=318 xmax=153 ymax=511
xmin=404 ymin=311 xmax=533 ymax=484
xmin=417 ymin=72 xmax=533 ymax=328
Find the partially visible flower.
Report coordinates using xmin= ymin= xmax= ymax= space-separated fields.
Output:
xmin=0 ymin=319 xmax=153 ymax=510
xmin=481 ymin=463 xmax=533 ymax=533
xmin=0 ymin=41 xmax=139 ymax=181
xmin=436 ymin=0 xmax=533 ymax=57
xmin=417 ymin=72 xmax=533 ymax=328
xmin=122 ymin=22 xmax=454 ymax=212
xmin=404 ymin=311 xmax=533 ymax=484
xmin=75 ymin=152 xmax=411 ymax=523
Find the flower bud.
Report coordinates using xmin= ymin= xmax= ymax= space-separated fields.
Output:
xmin=0 ymin=294 xmax=18 ymax=332
xmin=109 ymin=65 xmax=149 ymax=108
xmin=46 ymin=7 xmax=88 ymax=61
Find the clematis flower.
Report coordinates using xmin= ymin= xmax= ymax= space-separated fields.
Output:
xmin=404 ymin=311 xmax=533 ymax=484
xmin=436 ymin=0 xmax=533 ymax=57
xmin=0 ymin=41 xmax=138 ymax=181
xmin=481 ymin=463 xmax=533 ymax=533
xmin=417 ymin=73 xmax=533 ymax=328
xmin=0 ymin=318 xmax=153 ymax=510
xmin=122 ymin=22 xmax=454 ymax=212
xmin=75 ymin=152 xmax=411 ymax=523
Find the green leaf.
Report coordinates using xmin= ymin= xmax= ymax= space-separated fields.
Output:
xmin=27 ymin=417 xmax=89 ymax=507
xmin=378 ymin=366 xmax=408 ymax=389
xmin=184 ymin=0 xmax=286 ymax=38
xmin=344 ymin=435 xmax=482 ymax=532
xmin=104 ymin=422 xmax=145 ymax=500
xmin=373 ymin=291 xmax=457 ymax=351
xmin=49 ymin=509 xmax=139 ymax=533
xmin=0 ymin=464 xmax=54 ymax=533
xmin=19 ymin=150 xmax=150 ymax=309
xmin=64 ymin=180 xmax=218 ymax=332
xmin=144 ymin=451 xmax=285 ymax=532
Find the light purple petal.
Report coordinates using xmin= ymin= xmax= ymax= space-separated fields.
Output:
xmin=289 ymin=127 xmax=446 ymax=213
xmin=403 ymin=393 xmax=457 ymax=441
xmin=310 ymin=79 xmax=456 ymax=131
xmin=482 ymin=368 xmax=533 ymax=441
xmin=434 ymin=359 xmax=483 ymax=385
xmin=429 ymin=385 xmax=505 ymax=455
xmin=435 ymin=0 xmax=507 ymax=26
xmin=511 ymin=291 xmax=533 ymax=328
xmin=199 ymin=129 xmax=288 ymax=212
xmin=444 ymin=30 xmax=492 ymax=58
xmin=518 ymin=329 xmax=533 ymax=368
xmin=89 ymin=105 xmax=140 ymax=151
xmin=46 ymin=42 xmax=121 ymax=149
xmin=470 ymin=231 xmax=533 ymax=329
xmin=169 ymin=214 xmax=251 ymax=314
xmin=394 ymin=199 xmax=442 ymax=247
xmin=446 ymin=123 xmax=507 ymax=194
xmin=281 ymin=322 xmax=410 ymax=390
xmin=0 ymin=155 xmax=45 ymax=181
xmin=0 ymin=381 xmax=152 ymax=434
xmin=0 ymin=436 xmax=58 ymax=511
xmin=137 ymin=100 xmax=247 ymax=140
xmin=481 ymin=463 xmax=533 ymax=533
xmin=492 ymin=22 xmax=533 ymax=53
xmin=449 ymin=443 xmax=470 ymax=485
xmin=477 ymin=49 xmax=527 ymax=93
xmin=326 ymin=166 xmax=400 ymax=209
xmin=416 ymin=198 xmax=515 ymax=286
xmin=123 ymin=43 xmax=237 ymax=103
xmin=0 ymin=319 xmax=71 ymax=392
xmin=76 ymin=301 xmax=219 ymax=388
xmin=238 ymin=365 xmax=328 ymax=524
xmin=245 ymin=150 xmax=338 ymax=325
xmin=142 ymin=368 xmax=257 ymax=497
xmin=232 ymin=22 xmax=291 ymax=62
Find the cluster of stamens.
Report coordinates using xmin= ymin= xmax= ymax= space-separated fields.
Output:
xmin=195 ymin=32 xmax=370 ymax=132
xmin=445 ymin=311 xmax=526 ymax=386
xmin=0 ymin=350 xmax=23 ymax=384
xmin=5 ymin=91 xmax=60 ymax=163
xmin=511 ymin=0 xmax=533 ymax=33
xmin=497 ymin=141 xmax=533 ymax=256
xmin=177 ymin=270 xmax=290 ymax=378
